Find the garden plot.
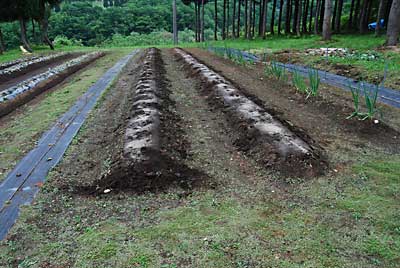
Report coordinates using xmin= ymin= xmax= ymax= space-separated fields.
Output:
xmin=94 ymin=48 xmax=199 ymax=192
xmin=0 ymin=52 xmax=104 ymax=117
xmin=175 ymin=48 xmax=326 ymax=177
xmin=0 ymin=52 xmax=76 ymax=83
xmin=0 ymin=49 xmax=399 ymax=267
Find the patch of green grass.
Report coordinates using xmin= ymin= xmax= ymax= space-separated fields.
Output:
xmin=0 ymin=48 xmax=133 ymax=182
xmin=1 ymin=155 xmax=399 ymax=267
xmin=205 ymin=34 xmax=399 ymax=90
xmin=207 ymin=34 xmax=386 ymax=52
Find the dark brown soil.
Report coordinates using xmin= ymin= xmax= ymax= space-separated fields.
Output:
xmin=52 ymin=49 xmax=204 ymax=195
xmin=91 ymin=48 xmax=205 ymax=193
xmin=185 ymin=48 xmax=400 ymax=166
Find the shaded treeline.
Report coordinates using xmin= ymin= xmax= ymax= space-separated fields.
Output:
xmin=182 ymin=0 xmax=400 ymax=45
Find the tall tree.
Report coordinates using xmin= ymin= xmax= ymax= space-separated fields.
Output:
xmin=332 ymin=0 xmax=337 ymax=31
xmin=227 ymin=0 xmax=230 ymax=37
xmin=308 ymin=0 xmax=314 ymax=32
xmin=232 ymin=0 xmax=237 ymax=36
xmin=375 ymin=0 xmax=387 ymax=36
xmin=353 ymin=0 xmax=361 ymax=29
xmin=314 ymin=0 xmax=321 ymax=33
xmin=285 ymin=0 xmax=292 ymax=33
xmin=201 ymin=0 xmax=205 ymax=41
xmin=251 ymin=0 xmax=256 ymax=37
xmin=293 ymin=0 xmax=300 ymax=33
xmin=223 ymin=0 xmax=227 ymax=39
xmin=334 ymin=0 xmax=343 ymax=32
xmin=244 ymin=0 xmax=248 ymax=38
xmin=215 ymin=0 xmax=218 ymax=40
xmin=173 ymin=0 xmax=178 ymax=44
xmin=270 ymin=0 xmax=277 ymax=34
xmin=302 ymin=0 xmax=310 ymax=33
xmin=296 ymin=0 xmax=302 ymax=35
xmin=348 ymin=0 xmax=355 ymax=30
xmin=359 ymin=0 xmax=369 ymax=33
xmin=237 ymin=0 xmax=241 ymax=37
xmin=0 ymin=27 xmax=4 ymax=54
xmin=322 ymin=0 xmax=332 ymax=40
xmin=278 ymin=0 xmax=285 ymax=34
xmin=386 ymin=0 xmax=400 ymax=45
xmin=319 ymin=0 xmax=325 ymax=32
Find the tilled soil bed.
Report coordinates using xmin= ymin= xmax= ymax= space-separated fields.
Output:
xmin=174 ymin=48 xmax=327 ymax=177
xmin=185 ymin=48 xmax=400 ymax=166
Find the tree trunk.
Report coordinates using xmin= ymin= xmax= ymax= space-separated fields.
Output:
xmin=40 ymin=18 xmax=54 ymax=50
xmin=233 ymin=0 xmax=237 ymax=37
xmin=19 ymin=18 xmax=33 ymax=52
xmin=335 ymin=0 xmax=343 ymax=32
xmin=375 ymin=0 xmax=387 ymax=36
xmin=173 ymin=0 xmax=178 ymax=44
xmin=237 ymin=0 xmax=242 ymax=37
xmin=293 ymin=0 xmax=299 ymax=33
xmin=0 ymin=27 xmax=4 ymax=54
xmin=308 ymin=0 xmax=314 ymax=32
xmin=297 ymin=0 xmax=302 ymax=35
xmin=353 ymin=0 xmax=361 ymax=29
xmin=258 ymin=0 xmax=263 ymax=35
xmin=285 ymin=0 xmax=292 ymax=33
xmin=319 ymin=0 xmax=325 ymax=32
xmin=314 ymin=0 xmax=320 ymax=34
xmin=262 ymin=0 xmax=268 ymax=38
xmin=195 ymin=2 xmax=199 ymax=42
xmin=386 ymin=0 xmax=400 ymax=45
xmin=384 ymin=0 xmax=393 ymax=26
xmin=223 ymin=0 xmax=227 ymax=40
xmin=303 ymin=0 xmax=309 ymax=33
xmin=332 ymin=0 xmax=337 ymax=31
xmin=278 ymin=0 xmax=285 ymax=34
xmin=244 ymin=0 xmax=248 ymax=38
xmin=322 ymin=0 xmax=332 ymax=40
xmin=348 ymin=0 xmax=355 ymax=30
xmin=201 ymin=0 xmax=205 ymax=41
xmin=271 ymin=0 xmax=278 ymax=34
xmin=252 ymin=0 xmax=256 ymax=37
xmin=227 ymin=0 xmax=230 ymax=37
xmin=359 ymin=0 xmax=369 ymax=33
xmin=249 ymin=0 xmax=253 ymax=38
xmin=215 ymin=0 xmax=218 ymax=40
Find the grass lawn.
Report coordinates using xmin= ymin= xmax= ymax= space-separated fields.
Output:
xmin=0 ymin=48 xmax=133 ymax=182
xmin=0 ymin=154 xmax=399 ymax=267
xmin=206 ymin=34 xmax=387 ymax=51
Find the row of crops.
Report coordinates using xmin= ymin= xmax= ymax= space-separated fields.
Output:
xmin=0 ymin=52 xmax=104 ymax=117
xmin=175 ymin=49 xmax=325 ymax=177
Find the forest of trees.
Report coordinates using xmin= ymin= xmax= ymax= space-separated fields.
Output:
xmin=185 ymin=0 xmax=400 ymax=45
xmin=0 ymin=0 xmax=399 ymax=53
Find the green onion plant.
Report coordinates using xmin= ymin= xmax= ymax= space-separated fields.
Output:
xmin=307 ymin=68 xmax=320 ymax=98
xmin=292 ymin=70 xmax=308 ymax=93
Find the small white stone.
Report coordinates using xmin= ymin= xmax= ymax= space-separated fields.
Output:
xmin=374 ymin=119 xmax=379 ymax=124
xmin=104 ymin=189 xmax=111 ymax=194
